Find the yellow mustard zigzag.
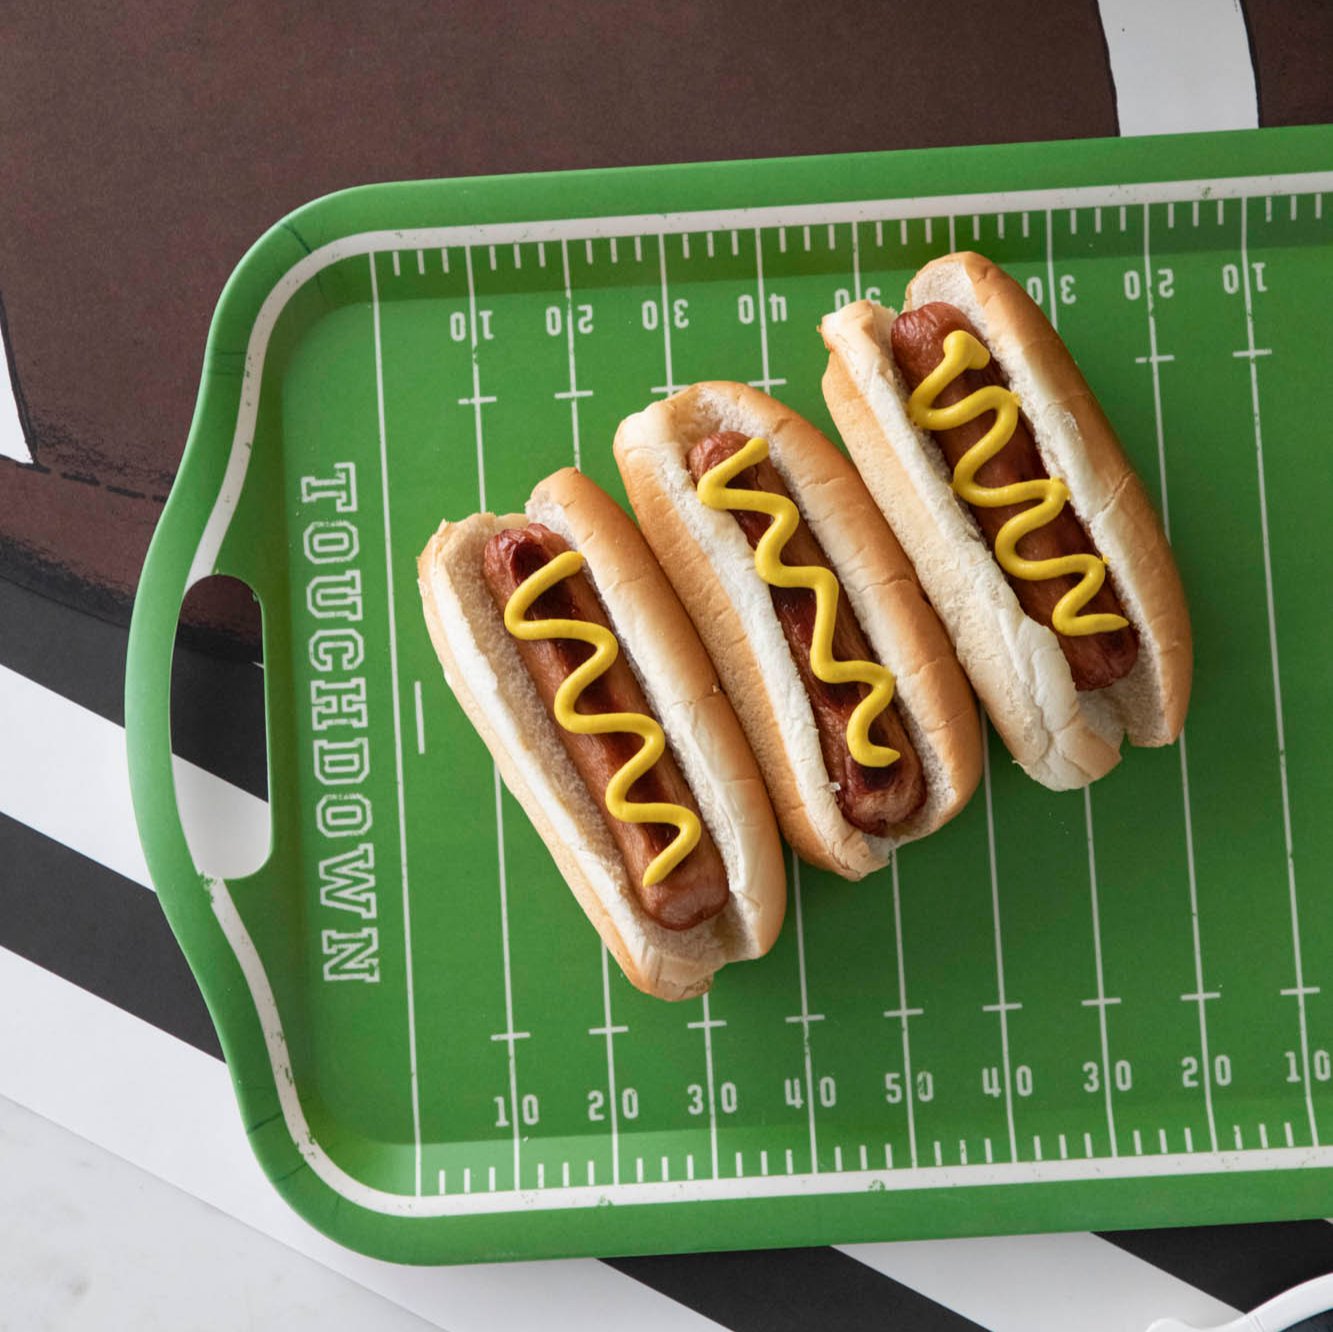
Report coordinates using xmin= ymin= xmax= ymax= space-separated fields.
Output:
xmin=907 ymin=328 xmax=1128 ymax=638
xmin=504 ymin=548 xmax=701 ymax=888
xmin=696 ymin=436 xmax=899 ymax=769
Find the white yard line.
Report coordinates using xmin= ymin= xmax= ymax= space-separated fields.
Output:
xmin=654 ymin=234 xmax=679 ymax=396
xmin=1239 ymin=200 xmax=1320 ymax=1148
xmin=1140 ymin=203 xmax=1219 ymax=1154
xmin=789 ymin=853 xmax=820 ymax=1173
xmin=889 ymin=852 xmax=920 ymax=1169
xmin=1082 ymin=790 xmax=1119 ymax=1157
xmin=559 ymin=239 xmax=583 ymax=469
xmin=980 ymin=728 xmax=1020 ymax=1163
xmin=369 ymin=256 xmax=424 ymax=1194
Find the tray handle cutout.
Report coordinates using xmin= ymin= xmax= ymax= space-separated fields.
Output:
xmin=169 ymin=575 xmax=271 ymax=881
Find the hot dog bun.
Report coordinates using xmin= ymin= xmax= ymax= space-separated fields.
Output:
xmin=418 ymin=469 xmax=785 ymax=1001
xmin=820 ymin=253 xmax=1192 ymax=790
xmin=614 ymin=383 xmax=982 ymax=880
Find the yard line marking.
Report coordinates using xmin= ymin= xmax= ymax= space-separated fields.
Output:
xmin=826 ymin=222 xmax=836 ymax=249
xmin=696 ymin=992 xmax=721 ymax=1179
xmin=1218 ymin=198 xmax=1226 ymax=224
xmin=464 ymin=1167 xmax=472 ymax=1193
xmin=598 ymin=943 xmax=622 ymax=1186
xmin=899 ymin=219 xmax=908 ymax=245
xmin=632 ymin=235 xmax=641 ymax=263
xmin=850 ymin=222 xmax=862 ymax=301
xmin=440 ymin=247 xmax=450 ymax=273
xmin=750 ymin=227 xmax=785 ymax=394
xmin=652 ymin=234 xmax=683 ymax=396
xmin=1045 ymin=210 xmax=1059 ymax=330
xmin=1265 ymin=195 xmax=1273 ymax=222
xmin=1260 ymin=1123 xmax=1270 ymax=1149
xmin=981 ymin=726 xmax=1019 ymax=1163
xmin=1157 ymin=1128 xmax=1168 ymax=1154
xmin=561 ymin=1162 xmax=569 ymax=1187
xmin=1234 ymin=1125 xmax=1244 ymax=1149
xmin=369 ymin=254 xmax=423 ymax=1195
xmin=437 ymin=1169 xmax=447 ymax=1194
xmin=946 ymin=215 xmax=955 ymax=250
xmin=489 ymin=1029 xmax=530 ymax=1043
xmin=874 ymin=220 xmax=883 ymax=246
xmin=802 ymin=225 xmax=811 ymax=251
xmin=413 ymin=681 xmax=425 ymax=755
xmin=1022 ymin=212 xmax=1030 ymax=238
xmin=391 ymin=251 xmax=401 ymax=276
xmin=760 ymin=1151 xmax=769 ymax=1176
xmin=559 ymin=239 xmax=584 ymax=469
xmin=1084 ymin=1132 xmax=1094 ymax=1158
xmin=785 ymin=1149 xmax=794 ymax=1175
xmin=1069 ymin=207 xmax=1078 ymax=233
xmin=736 ymin=1151 xmax=745 ymax=1177
xmin=585 ymin=238 xmax=595 ymax=264
xmin=885 ymin=1143 xmax=894 ymax=1169
xmin=1286 ymin=1122 xmax=1296 ymax=1147
xmin=687 ymin=1155 xmax=695 ymax=1181
xmin=1282 ymin=985 xmax=1321 ymax=996
xmin=1120 ymin=204 xmax=1128 ymax=231
xmin=730 ymin=230 xmax=739 ymax=256
xmin=609 ymin=237 xmax=618 ymax=263
xmin=1167 ymin=202 xmax=1175 ymax=228
xmin=1135 ymin=352 xmax=1176 ymax=364
xmin=537 ymin=242 xmax=546 ymax=268
xmin=488 ymin=1165 xmax=497 ymax=1191
xmin=972 ymin=214 xmax=981 ymax=241
xmin=834 ymin=1146 xmax=843 ymax=1171
xmin=661 ymin=1156 xmax=669 ymax=1181
xmin=984 ymin=1138 xmax=994 ymax=1164
xmin=488 ymin=245 xmax=497 ymax=271
xmin=959 ymin=1140 xmax=968 ymax=1166
xmin=1192 ymin=200 xmax=1200 ymax=226
xmin=1095 ymin=206 xmax=1103 ymax=232
xmin=1232 ymin=347 xmax=1272 ymax=358
xmin=1317 ymin=194 xmax=1324 ymax=220
xmin=511 ymin=243 xmax=521 ymax=269
xmin=778 ymin=226 xmax=787 ymax=253
xmin=1133 ymin=1130 xmax=1143 ymax=1156
xmin=997 ymin=213 xmax=1006 ymax=239
xmin=889 ymin=852 xmax=920 ymax=1169
xmin=1185 ymin=1126 xmax=1194 ymax=1152
xmin=933 ymin=1141 xmax=943 ymax=1167
xmin=925 ymin=218 xmax=933 ymax=245
xmin=705 ymin=231 xmax=715 ymax=258
xmin=1082 ymin=996 xmax=1122 ymax=1007
xmin=462 ymin=247 xmax=490 ymax=511
xmin=1142 ymin=204 xmax=1218 ymax=1153
xmin=586 ymin=1160 xmax=594 ymax=1185
xmin=635 ymin=1157 xmax=644 ymax=1183
xmin=791 ymin=852 xmax=820 ymax=1174
xmin=1180 ymin=991 xmax=1220 ymax=1004
xmin=492 ymin=764 xmax=522 ymax=1190
xmin=681 ymin=233 xmax=691 ymax=260
xmin=1033 ymin=1135 xmax=1043 ymax=1161
xmin=536 ymin=1164 xmax=544 ymax=1188
xmin=416 ymin=249 xmax=425 ymax=275
xmin=1241 ymin=196 xmax=1320 ymax=1147
xmin=1085 ymin=788 xmax=1119 ymax=1156
xmin=859 ymin=1144 xmax=869 ymax=1171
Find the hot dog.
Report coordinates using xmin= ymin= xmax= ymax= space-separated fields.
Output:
xmin=614 ymin=383 xmax=982 ymax=881
xmin=683 ymin=430 xmax=926 ymax=834
xmin=418 ymin=468 xmax=785 ymax=1000
xmin=820 ymin=252 xmax=1192 ymax=791
xmin=480 ymin=522 xmax=728 ymax=932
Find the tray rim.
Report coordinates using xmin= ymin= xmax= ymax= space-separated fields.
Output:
xmin=125 ymin=125 xmax=1333 ymax=1263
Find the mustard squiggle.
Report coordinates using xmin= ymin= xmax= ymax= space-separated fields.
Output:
xmin=696 ymin=436 xmax=899 ymax=769
xmin=504 ymin=548 xmax=701 ymax=888
xmin=907 ymin=329 xmax=1129 ymax=638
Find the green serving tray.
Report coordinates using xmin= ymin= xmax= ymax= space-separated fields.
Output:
xmin=127 ymin=127 xmax=1333 ymax=1264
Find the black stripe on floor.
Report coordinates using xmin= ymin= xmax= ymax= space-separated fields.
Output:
xmin=606 ymin=1247 xmax=987 ymax=1332
xmin=0 ymin=810 xmax=221 ymax=1059
xmin=0 ymin=575 xmax=267 ymax=800
xmin=1100 ymin=1220 xmax=1333 ymax=1311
